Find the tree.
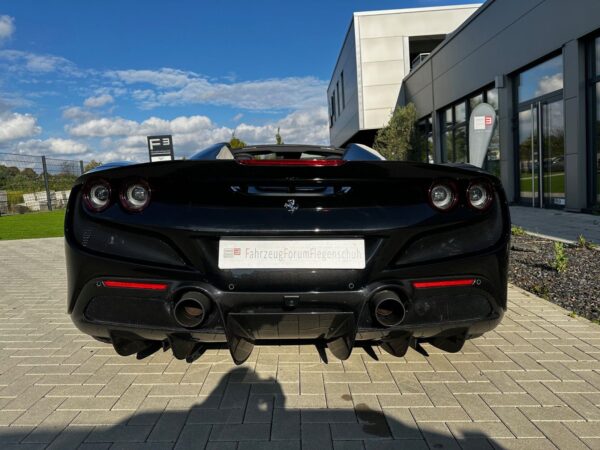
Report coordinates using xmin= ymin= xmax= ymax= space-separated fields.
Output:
xmin=229 ymin=133 xmax=246 ymax=149
xmin=84 ymin=160 xmax=102 ymax=172
xmin=275 ymin=127 xmax=284 ymax=145
xmin=373 ymin=103 xmax=420 ymax=161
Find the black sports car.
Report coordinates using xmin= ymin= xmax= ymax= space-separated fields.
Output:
xmin=65 ymin=143 xmax=510 ymax=364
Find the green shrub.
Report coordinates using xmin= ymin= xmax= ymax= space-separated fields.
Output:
xmin=373 ymin=103 xmax=421 ymax=161
xmin=511 ymin=226 xmax=526 ymax=236
xmin=7 ymin=191 xmax=25 ymax=207
xmin=553 ymin=242 xmax=568 ymax=273
xmin=577 ymin=234 xmax=597 ymax=250
xmin=531 ymin=284 xmax=550 ymax=300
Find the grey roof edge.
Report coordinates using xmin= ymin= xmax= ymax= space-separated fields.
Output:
xmin=352 ymin=3 xmax=483 ymax=17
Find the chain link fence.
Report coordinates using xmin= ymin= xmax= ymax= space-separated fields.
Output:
xmin=0 ymin=153 xmax=87 ymax=215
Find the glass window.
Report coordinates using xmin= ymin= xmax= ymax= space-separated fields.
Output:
xmin=444 ymin=108 xmax=453 ymax=124
xmin=484 ymin=88 xmax=500 ymax=176
xmin=596 ymin=83 xmax=600 ymax=203
xmin=592 ymin=37 xmax=600 ymax=206
xmin=443 ymin=130 xmax=453 ymax=162
xmin=415 ymin=116 xmax=433 ymax=163
xmin=341 ymin=72 xmax=345 ymax=109
xmin=469 ymin=94 xmax=483 ymax=111
xmin=486 ymin=88 xmax=499 ymax=110
xmin=596 ymin=38 xmax=600 ymax=77
xmin=336 ymin=82 xmax=340 ymax=115
xmin=518 ymin=55 xmax=563 ymax=103
xmin=330 ymin=94 xmax=336 ymax=127
xmin=454 ymin=125 xmax=467 ymax=162
xmin=455 ymin=102 xmax=466 ymax=123
xmin=439 ymin=86 xmax=500 ymax=169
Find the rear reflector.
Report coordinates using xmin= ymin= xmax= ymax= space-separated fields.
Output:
xmin=102 ymin=280 xmax=168 ymax=291
xmin=412 ymin=279 xmax=475 ymax=289
xmin=237 ymin=159 xmax=345 ymax=167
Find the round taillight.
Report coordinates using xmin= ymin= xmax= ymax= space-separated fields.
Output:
xmin=467 ymin=183 xmax=493 ymax=210
xmin=84 ymin=180 xmax=111 ymax=212
xmin=120 ymin=181 xmax=151 ymax=212
xmin=429 ymin=183 xmax=456 ymax=211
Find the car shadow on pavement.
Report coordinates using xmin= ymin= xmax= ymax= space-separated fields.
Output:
xmin=0 ymin=365 xmax=504 ymax=449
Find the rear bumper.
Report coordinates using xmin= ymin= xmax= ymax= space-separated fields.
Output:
xmin=67 ymin=239 xmax=507 ymax=363
xmin=65 ymin=159 xmax=511 ymax=363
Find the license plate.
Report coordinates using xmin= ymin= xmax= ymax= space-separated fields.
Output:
xmin=218 ymin=239 xmax=365 ymax=269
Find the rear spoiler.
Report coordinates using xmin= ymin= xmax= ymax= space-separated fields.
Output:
xmin=190 ymin=142 xmax=386 ymax=162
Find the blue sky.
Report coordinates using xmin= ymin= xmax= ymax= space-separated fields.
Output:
xmin=0 ymin=0 xmax=472 ymax=162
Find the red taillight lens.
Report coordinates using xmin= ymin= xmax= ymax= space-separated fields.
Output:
xmin=83 ymin=180 xmax=111 ymax=212
xmin=120 ymin=180 xmax=151 ymax=212
xmin=412 ymin=278 xmax=476 ymax=289
xmin=429 ymin=182 xmax=457 ymax=212
xmin=237 ymin=159 xmax=345 ymax=167
xmin=102 ymin=280 xmax=168 ymax=291
xmin=467 ymin=182 xmax=493 ymax=211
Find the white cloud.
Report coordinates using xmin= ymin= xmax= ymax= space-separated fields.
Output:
xmin=0 ymin=111 xmax=41 ymax=143
xmin=0 ymin=49 xmax=79 ymax=75
xmin=83 ymin=94 xmax=114 ymax=108
xmin=107 ymin=68 xmax=327 ymax=111
xmin=62 ymin=106 xmax=95 ymax=122
xmin=68 ymin=117 xmax=142 ymax=137
xmin=233 ymin=108 xmax=329 ymax=144
xmin=64 ymin=107 xmax=329 ymax=161
xmin=14 ymin=137 xmax=90 ymax=156
xmin=535 ymin=73 xmax=563 ymax=97
xmin=108 ymin=68 xmax=194 ymax=88
xmin=0 ymin=15 xmax=15 ymax=44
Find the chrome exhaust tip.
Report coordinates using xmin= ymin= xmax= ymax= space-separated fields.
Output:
xmin=173 ymin=291 xmax=211 ymax=328
xmin=372 ymin=290 xmax=406 ymax=327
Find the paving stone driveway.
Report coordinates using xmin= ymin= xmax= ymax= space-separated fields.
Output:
xmin=1 ymin=238 xmax=600 ymax=450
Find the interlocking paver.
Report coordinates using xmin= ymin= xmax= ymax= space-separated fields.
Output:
xmin=1 ymin=238 xmax=600 ymax=449
xmin=454 ymin=393 xmax=500 ymax=422
xmin=491 ymin=407 xmax=545 ymax=438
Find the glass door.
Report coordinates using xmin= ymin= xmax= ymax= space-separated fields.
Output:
xmin=542 ymin=99 xmax=565 ymax=207
xmin=518 ymin=97 xmax=565 ymax=208
xmin=518 ymin=105 xmax=539 ymax=206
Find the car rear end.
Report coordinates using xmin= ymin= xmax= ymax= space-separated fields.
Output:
xmin=65 ymin=157 xmax=510 ymax=363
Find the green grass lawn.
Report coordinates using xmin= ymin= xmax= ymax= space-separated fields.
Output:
xmin=520 ymin=172 xmax=565 ymax=195
xmin=0 ymin=210 xmax=65 ymax=240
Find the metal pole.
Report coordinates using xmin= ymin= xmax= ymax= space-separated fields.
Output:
xmin=79 ymin=160 xmax=84 ymax=174
xmin=41 ymin=156 xmax=52 ymax=211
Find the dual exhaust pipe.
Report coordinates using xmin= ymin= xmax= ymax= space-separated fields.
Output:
xmin=173 ymin=291 xmax=212 ymax=328
xmin=372 ymin=290 xmax=406 ymax=327
xmin=174 ymin=289 xmax=405 ymax=329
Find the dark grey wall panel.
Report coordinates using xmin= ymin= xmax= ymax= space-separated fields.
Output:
xmin=405 ymin=0 xmax=600 ymax=112
xmin=405 ymin=84 xmax=434 ymax=117
xmin=431 ymin=0 xmax=545 ymax=79
xmin=403 ymin=60 xmax=433 ymax=100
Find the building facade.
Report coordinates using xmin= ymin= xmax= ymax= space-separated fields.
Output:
xmin=327 ymin=5 xmax=481 ymax=148
xmin=400 ymin=0 xmax=600 ymax=212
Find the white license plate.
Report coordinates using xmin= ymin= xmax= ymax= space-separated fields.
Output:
xmin=218 ymin=239 xmax=365 ymax=269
